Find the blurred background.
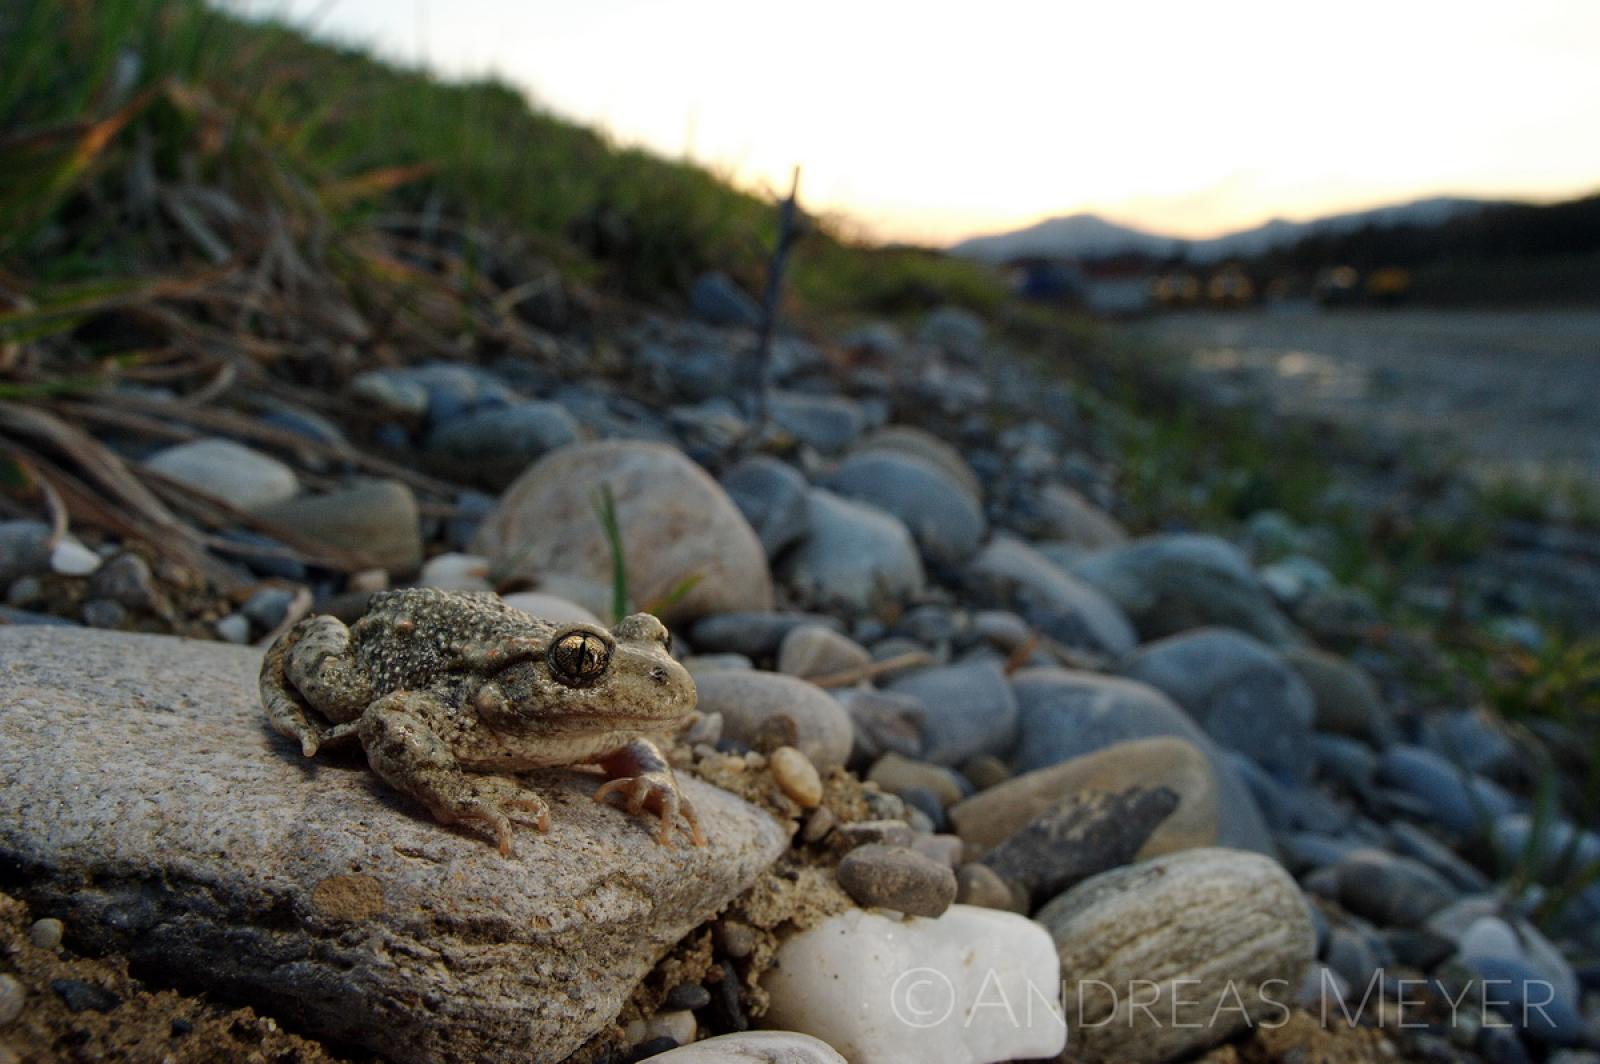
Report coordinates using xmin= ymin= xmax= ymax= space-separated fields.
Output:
xmin=222 ymin=0 xmax=1600 ymax=491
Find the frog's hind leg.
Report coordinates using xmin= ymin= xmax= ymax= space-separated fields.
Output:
xmin=262 ymin=615 xmax=371 ymax=758
xmin=285 ymin=615 xmax=373 ymax=725
xmin=262 ymin=618 xmax=337 ymax=758
xmin=357 ymin=691 xmax=550 ymax=856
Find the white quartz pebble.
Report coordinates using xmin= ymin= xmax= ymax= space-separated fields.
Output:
xmin=49 ymin=539 xmax=102 ymax=576
xmin=648 ymin=1032 xmax=846 ymax=1062
xmin=418 ymin=552 xmax=494 ymax=591
xmin=761 ymin=905 xmax=1066 ymax=1064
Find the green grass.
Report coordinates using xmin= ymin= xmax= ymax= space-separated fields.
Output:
xmin=1479 ymin=467 xmax=1600 ymax=530
xmin=0 ymin=0 xmax=1002 ymax=314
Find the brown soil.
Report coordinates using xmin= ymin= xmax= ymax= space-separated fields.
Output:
xmin=0 ymin=891 xmax=348 ymax=1064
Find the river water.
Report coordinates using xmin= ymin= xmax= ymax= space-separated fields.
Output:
xmin=1126 ymin=307 xmax=1600 ymax=485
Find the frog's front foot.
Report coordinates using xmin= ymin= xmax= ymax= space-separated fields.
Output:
xmin=594 ymin=739 xmax=706 ymax=847
xmin=457 ymin=776 xmax=552 ymax=856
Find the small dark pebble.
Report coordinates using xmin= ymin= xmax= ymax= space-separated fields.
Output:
xmin=50 ymin=978 xmax=120 ymax=1013
xmin=1477 ymin=1025 xmax=1532 ymax=1064
xmin=625 ymin=1036 xmax=679 ymax=1062
xmin=664 ymin=983 xmax=711 ymax=1011
xmin=170 ymin=1018 xmax=194 ymax=1037
xmin=800 ymin=805 xmax=835 ymax=844
xmin=897 ymin=785 xmax=946 ymax=831
xmin=703 ymin=959 xmax=747 ymax=1034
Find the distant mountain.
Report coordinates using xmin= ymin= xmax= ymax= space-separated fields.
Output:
xmin=951 ymin=196 xmax=1500 ymax=264
xmin=949 ymin=213 xmax=1180 ymax=262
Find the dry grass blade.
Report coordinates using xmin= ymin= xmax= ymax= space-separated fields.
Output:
xmin=65 ymin=394 xmax=458 ymax=497
xmin=320 ymin=163 xmax=436 ymax=207
xmin=0 ymin=398 xmax=186 ymax=530
xmin=807 ymin=651 xmax=936 ymax=689
xmin=3 ymin=439 xmax=234 ymax=589
xmin=4 ymin=452 xmax=69 ymax=546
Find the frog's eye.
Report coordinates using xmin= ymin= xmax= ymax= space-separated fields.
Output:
xmin=548 ymin=630 xmax=611 ymax=687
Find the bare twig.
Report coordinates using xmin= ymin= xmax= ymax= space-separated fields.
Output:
xmin=749 ymin=167 xmax=803 ymax=435
xmin=806 ymin=650 xmax=935 ymax=689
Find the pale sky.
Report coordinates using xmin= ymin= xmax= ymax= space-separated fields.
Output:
xmin=231 ymin=0 xmax=1600 ymax=245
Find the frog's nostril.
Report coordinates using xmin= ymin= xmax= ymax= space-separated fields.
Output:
xmin=649 ymin=666 xmax=670 ymax=685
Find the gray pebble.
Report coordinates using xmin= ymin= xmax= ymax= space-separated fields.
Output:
xmin=5 ymin=576 xmax=43 ymax=609
xmin=0 ymin=975 xmax=23 ymax=1026
xmin=215 ymin=613 xmax=252 ymax=644
xmin=243 ymin=586 xmax=297 ymax=630
xmin=49 ymin=539 xmax=102 ymax=576
xmin=834 ymin=819 xmax=915 ymax=851
xmin=0 ymin=521 xmax=52 ymax=584
xmin=685 ymin=711 xmax=724 ymax=746
xmin=28 ymin=918 xmax=63 ymax=951
xmin=981 ymin=786 xmax=1180 ymax=907
xmin=897 ymin=786 xmax=946 ymax=831
xmin=664 ymin=983 xmax=712 ymax=1011
xmin=50 ymin=978 xmax=119 ymax=1013
xmin=960 ymin=754 xmax=1011 ymax=792
xmin=956 ymin=862 xmax=1023 ymax=912
xmin=87 ymin=554 xmax=160 ymax=612
xmin=836 ymin=843 xmax=958 ymax=917
xmin=800 ymin=806 xmax=836 ymax=844
xmin=80 ymin=599 xmax=126 ymax=629
xmin=717 ymin=921 xmax=756 ymax=959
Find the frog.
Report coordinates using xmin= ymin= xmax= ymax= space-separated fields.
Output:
xmin=259 ymin=587 xmax=703 ymax=854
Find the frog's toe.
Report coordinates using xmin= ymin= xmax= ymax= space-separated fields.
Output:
xmin=594 ymin=774 xmax=704 ymax=847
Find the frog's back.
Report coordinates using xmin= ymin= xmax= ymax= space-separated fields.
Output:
xmin=353 ymin=588 xmax=554 ymax=694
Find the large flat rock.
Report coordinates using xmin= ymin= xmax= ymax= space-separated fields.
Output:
xmin=0 ymin=628 xmax=786 ymax=1063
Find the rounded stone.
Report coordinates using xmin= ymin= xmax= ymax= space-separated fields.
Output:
xmin=960 ymin=754 xmax=1011 ymax=791
xmin=1009 ymin=668 xmax=1274 ymax=856
xmin=86 ymin=554 xmax=160 ymax=612
xmin=418 ymin=553 xmax=494 ymax=592
xmin=0 ymin=625 xmax=788 ymax=1063
xmin=349 ymin=369 xmax=430 ymax=419
xmin=955 ymin=861 xmax=1021 ymax=911
xmin=1023 ymin=483 xmax=1127 ymax=549
xmin=866 ymin=753 xmax=965 ymax=807
xmin=762 ymin=905 xmax=1065 ymax=1063
xmin=965 ymin=535 xmax=1136 ymax=657
xmin=1036 ymin=847 xmax=1315 ymax=1064
xmin=776 ymin=624 xmax=871 ymax=681
xmin=835 ymin=844 xmax=957 ymax=917
xmin=471 ymin=441 xmax=773 ymax=624
xmin=824 ymin=451 xmax=986 ymax=566
xmin=769 ymin=746 xmax=823 ymax=809
xmin=425 ymin=402 xmax=581 ymax=491
xmin=28 ymin=917 xmax=63 ymax=950
xmin=719 ymin=456 xmax=810 ymax=560
xmin=49 ymin=539 xmax=102 ymax=577
xmin=257 ymin=478 xmax=423 ymax=574
xmin=1069 ymin=533 xmax=1296 ymax=646
xmin=1284 ymin=645 xmax=1390 ymax=741
xmin=853 ymin=425 xmax=982 ymax=504
xmin=648 ymin=1032 xmax=846 ymax=1063
xmin=144 ymin=438 xmax=298 ymax=511
xmin=0 ymin=521 xmax=52 ymax=584
xmin=885 ymin=659 xmax=1019 ymax=767
xmin=215 ymin=614 xmax=251 ymax=644
xmin=778 ymin=489 xmax=924 ymax=612
xmin=497 ymin=592 xmax=603 ymax=627
xmin=950 ymin=736 xmax=1219 ymax=860
xmin=1121 ymin=628 xmax=1316 ymax=784
xmin=766 ymin=392 xmax=866 ymax=454
xmin=0 ymin=975 xmax=23 ymax=1026
xmin=694 ymin=670 xmax=853 ymax=771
